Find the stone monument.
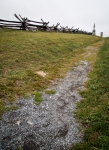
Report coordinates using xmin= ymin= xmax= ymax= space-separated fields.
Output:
xmin=92 ymin=23 xmax=96 ymax=36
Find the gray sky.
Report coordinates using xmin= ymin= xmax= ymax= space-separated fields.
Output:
xmin=0 ymin=0 xmax=109 ymax=37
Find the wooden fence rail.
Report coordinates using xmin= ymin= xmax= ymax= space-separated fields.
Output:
xmin=0 ymin=14 xmax=92 ymax=35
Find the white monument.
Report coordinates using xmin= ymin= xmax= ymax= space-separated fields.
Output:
xmin=92 ymin=23 xmax=96 ymax=36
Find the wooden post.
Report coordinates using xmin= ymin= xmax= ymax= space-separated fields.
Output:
xmin=100 ymin=32 xmax=103 ymax=38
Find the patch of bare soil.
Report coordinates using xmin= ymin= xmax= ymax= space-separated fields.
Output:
xmin=36 ymin=71 xmax=47 ymax=77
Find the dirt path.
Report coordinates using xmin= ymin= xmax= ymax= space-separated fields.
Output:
xmin=0 ymin=40 xmax=103 ymax=150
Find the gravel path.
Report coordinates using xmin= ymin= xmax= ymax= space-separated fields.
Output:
xmin=0 ymin=60 xmax=90 ymax=150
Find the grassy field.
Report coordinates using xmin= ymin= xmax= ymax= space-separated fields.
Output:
xmin=0 ymin=29 xmax=101 ymax=117
xmin=71 ymin=38 xmax=109 ymax=150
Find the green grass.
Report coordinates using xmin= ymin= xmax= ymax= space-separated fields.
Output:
xmin=45 ymin=89 xmax=56 ymax=94
xmin=0 ymin=29 xmax=101 ymax=116
xmin=70 ymin=38 xmax=109 ymax=150
xmin=34 ymin=92 xmax=42 ymax=105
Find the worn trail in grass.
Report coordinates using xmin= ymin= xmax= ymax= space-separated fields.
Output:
xmin=0 ymin=29 xmax=101 ymax=116
xmin=0 ymin=60 xmax=90 ymax=150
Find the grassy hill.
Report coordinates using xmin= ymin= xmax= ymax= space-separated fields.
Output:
xmin=0 ymin=29 xmax=101 ymax=116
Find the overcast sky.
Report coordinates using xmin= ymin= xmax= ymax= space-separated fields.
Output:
xmin=0 ymin=0 xmax=109 ymax=37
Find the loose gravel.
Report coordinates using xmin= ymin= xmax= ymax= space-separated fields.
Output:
xmin=0 ymin=61 xmax=90 ymax=150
